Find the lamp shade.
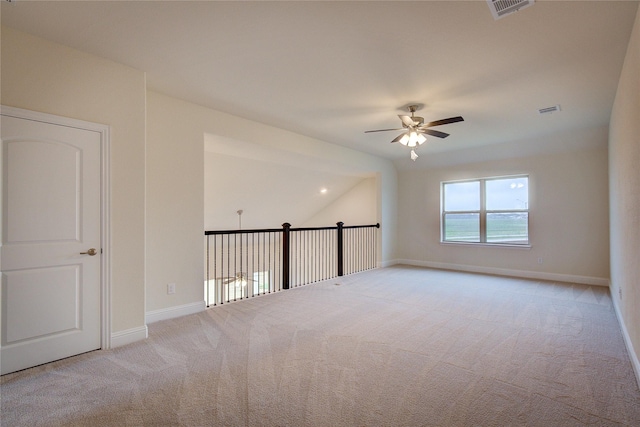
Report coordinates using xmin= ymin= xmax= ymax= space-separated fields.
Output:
xmin=400 ymin=131 xmax=427 ymax=148
xmin=407 ymin=132 xmax=418 ymax=147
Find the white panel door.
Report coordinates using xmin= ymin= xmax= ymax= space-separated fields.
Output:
xmin=1 ymin=113 xmax=102 ymax=375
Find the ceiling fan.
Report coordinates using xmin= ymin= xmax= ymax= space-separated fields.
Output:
xmin=217 ymin=210 xmax=257 ymax=286
xmin=365 ymin=105 xmax=464 ymax=160
xmin=221 ymin=272 xmax=255 ymax=286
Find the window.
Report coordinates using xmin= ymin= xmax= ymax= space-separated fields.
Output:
xmin=441 ymin=176 xmax=529 ymax=245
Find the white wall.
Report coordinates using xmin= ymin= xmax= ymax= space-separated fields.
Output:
xmin=609 ymin=5 xmax=640 ymax=383
xmin=1 ymin=27 xmax=147 ymax=338
xmin=146 ymin=91 xmax=398 ymax=316
xmin=397 ymin=138 xmax=610 ymax=285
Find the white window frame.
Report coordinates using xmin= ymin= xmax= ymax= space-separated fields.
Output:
xmin=441 ymin=175 xmax=530 ymax=246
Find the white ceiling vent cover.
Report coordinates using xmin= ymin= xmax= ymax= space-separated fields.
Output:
xmin=538 ymin=105 xmax=561 ymax=115
xmin=487 ymin=0 xmax=534 ymax=20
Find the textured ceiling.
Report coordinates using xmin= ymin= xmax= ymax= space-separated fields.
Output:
xmin=2 ymin=1 xmax=638 ymax=166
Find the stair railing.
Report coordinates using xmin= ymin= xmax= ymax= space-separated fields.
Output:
xmin=204 ymin=222 xmax=379 ymax=306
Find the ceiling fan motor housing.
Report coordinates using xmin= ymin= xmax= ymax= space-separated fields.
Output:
xmin=405 ymin=105 xmax=424 ymax=127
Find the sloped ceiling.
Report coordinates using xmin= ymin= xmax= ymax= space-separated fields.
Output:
xmin=1 ymin=1 xmax=638 ymax=167
xmin=204 ymin=134 xmax=371 ymax=229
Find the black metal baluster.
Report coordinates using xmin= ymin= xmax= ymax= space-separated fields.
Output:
xmin=323 ymin=229 xmax=327 ymax=280
xmin=348 ymin=228 xmax=351 ymax=274
xmin=276 ymin=232 xmax=280 ymax=292
xmin=356 ymin=228 xmax=360 ymax=272
xmin=251 ymin=233 xmax=255 ymax=297
xmin=352 ymin=228 xmax=356 ymax=273
xmin=239 ymin=233 xmax=243 ymax=300
xmin=298 ymin=231 xmax=301 ymax=287
xmin=337 ymin=222 xmax=344 ymax=277
xmin=299 ymin=231 xmax=303 ymax=286
xmin=267 ymin=233 xmax=272 ymax=293
xmin=206 ymin=236 xmax=210 ymax=307
xmin=244 ymin=232 xmax=248 ymax=299
xmin=224 ymin=234 xmax=227 ymax=302
xmin=312 ymin=230 xmax=316 ymax=283
xmin=365 ymin=227 xmax=369 ymax=270
xmin=216 ymin=235 xmax=220 ymax=305
xmin=365 ymin=227 xmax=370 ymax=270
xmin=260 ymin=232 xmax=264 ymax=295
xmin=305 ymin=230 xmax=309 ymax=285
xmin=298 ymin=231 xmax=302 ymax=286
xmin=314 ymin=230 xmax=322 ymax=282
xmin=214 ymin=235 xmax=218 ymax=305
xmin=352 ymin=228 xmax=355 ymax=273
xmin=212 ymin=235 xmax=216 ymax=306
xmin=355 ymin=228 xmax=359 ymax=272
xmin=359 ymin=228 xmax=363 ymax=272
xmin=296 ymin=231 xmax=302 ymax=287
xmin=268 ymin=231 xmax=272 ymax=293
xmin=371 ymin=227 xmax=375 ymax=270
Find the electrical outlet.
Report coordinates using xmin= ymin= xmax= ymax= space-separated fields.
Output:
xmin=167 ymin=283 xmax=176 ymax=295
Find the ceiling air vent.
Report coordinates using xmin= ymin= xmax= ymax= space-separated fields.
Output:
xmin=538 ymin=105 xmax=561 ymax=115
xmin=487 ymin=0 xmax=534 ymax=20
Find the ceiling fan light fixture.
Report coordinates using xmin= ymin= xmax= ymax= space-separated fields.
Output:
xmin=405 ymin=131 xmax=426 ymax=147
xmin=408 ymin=132 xmax=419 ymax=147
xmin=397 ymin=131 xmax=428 ymax=148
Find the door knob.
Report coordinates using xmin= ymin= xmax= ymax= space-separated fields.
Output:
xmin=80 ymin=248 xmax=98 ymax=256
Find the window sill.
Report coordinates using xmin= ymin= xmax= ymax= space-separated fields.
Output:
xmin=440 ymin=241 xmax=532 ymax=250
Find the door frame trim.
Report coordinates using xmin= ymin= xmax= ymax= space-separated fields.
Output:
xmin=1 ymin=105 xmax=112 ymax=350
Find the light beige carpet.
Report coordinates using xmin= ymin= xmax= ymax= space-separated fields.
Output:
xmin=2 ymin=265 xmax=640 ymax=426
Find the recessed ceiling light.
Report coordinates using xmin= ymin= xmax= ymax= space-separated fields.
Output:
xmin=320 ymin=188 xmax=328 ymax=194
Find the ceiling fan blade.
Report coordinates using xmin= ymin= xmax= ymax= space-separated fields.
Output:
xmin=219 ymin=273 xmax=258 ymax=284
xmin=364 ymin=128 xmax=406 ymax=134
xmin=424 ymin=116 xmax=464 ymax=128
xmin=220 ymin=276 xmax=243 ymax=284
xmin=420 ymin=129 xmax=449 ymax=138
xmin=391 ymin=133 xmax=407 ymax=143
xmin=399 ymin=115 xmax=417 ymax=127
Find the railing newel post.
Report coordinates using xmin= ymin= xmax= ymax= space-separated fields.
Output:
xmin=282 ymin=222 xmax=291 ymax=290
xmin=337 ymin=221 xmax=344 ymax=277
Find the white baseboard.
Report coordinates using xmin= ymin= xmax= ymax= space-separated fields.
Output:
xmin=145 ymin=301 xmax=206 ymax=324
xmin=612 ymin=295 xmax=640 ymax=389
xmin=110 ymin=325 xmax=148 ymax=348
xmin=380 ymin=259 xmax=400 ymax=268
xmin=395 ymin=259 xmax=610 ymax=287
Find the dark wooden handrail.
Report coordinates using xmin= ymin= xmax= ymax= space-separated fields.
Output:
xmin=204 ymin=223 xmax=380 ymax=235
